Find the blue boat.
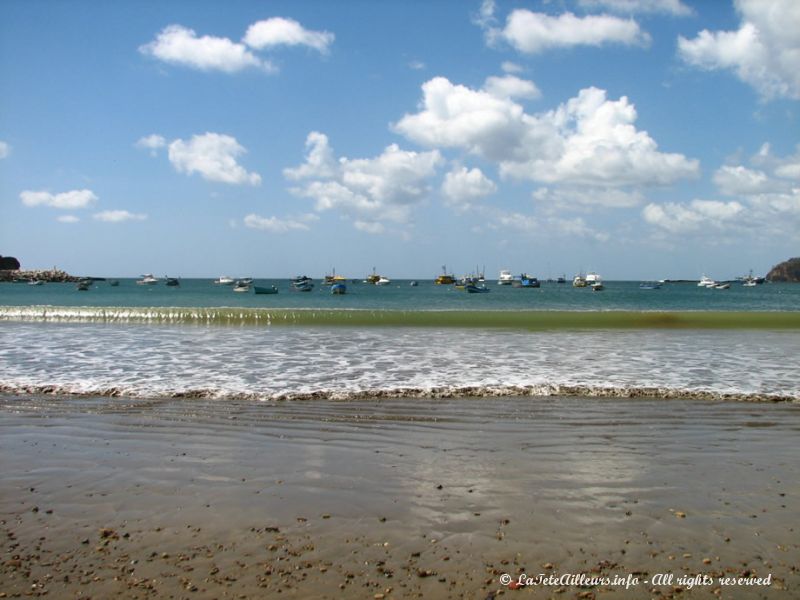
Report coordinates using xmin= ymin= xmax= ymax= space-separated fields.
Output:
xmin=254 ymin=285 xmax=279 ymax=295
xmin=512 ymin=274 xmax=540 ymax=288
xmin=331 ymin=283 xmax=347 ymax=295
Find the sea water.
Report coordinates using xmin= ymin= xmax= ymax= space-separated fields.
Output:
xmin=1 ymin=279 xmax=798 ymax=403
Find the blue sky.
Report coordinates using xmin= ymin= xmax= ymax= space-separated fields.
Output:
xmin=1 ymin=0 xmax=798 ymax=279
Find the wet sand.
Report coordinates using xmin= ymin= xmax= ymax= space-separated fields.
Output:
xmin=1 ymin=396 xmax=797 ymax=598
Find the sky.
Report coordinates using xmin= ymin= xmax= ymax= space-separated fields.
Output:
xmin=1 ymin=0 xmax=798 ymax=280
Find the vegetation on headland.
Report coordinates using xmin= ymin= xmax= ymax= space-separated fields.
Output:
xmin=2 ymin=306 xmax=799 ymax=329
xmin=766 ymin=257 xmax=800 ymax=282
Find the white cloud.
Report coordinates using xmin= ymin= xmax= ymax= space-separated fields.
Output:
xmin=501 ymin=61 xmax=523 ymax=74
xmin=286 ymin=132 xmax=443 ymax=231
xmin=713 ymin=165 xmax=787 ymax=195
xmin=135 ymin=134 xmax=166 ymax=156
xmin=21 ymin=189 xmax=98 ymax=209
xmin=0 ymin=141 xmax=9 ymax=159
xmin=243 ymin=213 xmax=317 ymax=233
xmin=354 ymin=220 xmax=385 ymax=234
xmin=441 ymin=166 xmax=497 ymax=207
xmin=394 ymin=77 xmax=698 ymax=188
xmin=408 ymin=60 xmax=426 ymax=70
xmin=167 ymin=133 xmax=261 ymax=185
xmin=642 ymin=200 xmax=745 ymax=233
xmin=484 ymin=74 xmax=541 ymax=99
xmin=473 ymin=0 xmax=497 ymax=29
xmin=57 ymin=215 xmax=80 ymax=223
xmin=678 ymin=0 xmax=800 ymax=100
xmin=243 ymin=17 xmax=334 ymax=53
xmin=140 ymin=25 xmax=270 ymax=73
xmin=532 ymin=186 xmax=644 ymax=209
xmin=489 ymin=10 xmax=650 ymax=54
xmin=488 ymin=209 xmax=608 ymax=241
xmin=93 ymin=210 xmax=147 ymax=223
xmin=578 ymin=0 xmax=692 ymax=16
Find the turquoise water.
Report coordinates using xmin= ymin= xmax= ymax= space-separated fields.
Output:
xmin=1 ymin=279 xmax=798 ymax=311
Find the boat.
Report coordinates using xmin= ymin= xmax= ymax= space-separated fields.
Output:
xmin=742 ymin=280 xmax=757 ymax=287
xmin=331 ymin=283 xmax=347 ymax=295
xmin=323 ymin=269 xmax=347 ymax=286
xmin=410 ymin=281 xmax=419 ymax=287
xmin=585 ymin=272 xmax=601 ymax=286
xmin=365 ymin=268 xmax=381 ymax=285
xmin=292 ymin=275 xmax=313 ymax=285
xmin=512 ymin=274 xmax=540 ymax=288
xmin=165 ymin=276 xmax=180 ymax=287
xmin=136 ymin=274 xmax=158 ymax=285
xmin=712 ymin=282 xmax=730 ymax=290
xmin=497 ymin=270 xmax=514 ymax=285
xmin=434 ymin=265 xmax=456 ymax=285
xmin=697 ymin=275 xmax=716 ymax=287
xmin=639 ymin=282 xmax=661 ymax=290
xmin=291 ymin=281 xmax=314 ymax=292
xmin=591 ymin=282 xmax=604 ymax=291
xmin=375 ymin=276 xmax=391 ymax=286
xmin=254 ymin=285 xmax=279 ymax=295
xmin=233 ymin=280 xmax=251 ymax=292
xmin=76 ymin=280 xmax=90 ymax=291
xmin=28 ymin=280 xmax=44 ymax=286
xmin=108 ymin=279 xmax=119 ymax=287
xmin=572 ymin=274 xmax=587 ymax=288
xmin=556 ymin=275 xmax=566 ymax=284
xmin=465 ymin=283 xmax=490 ymax=293
xmin=213 ymin=276 xmax=235 ymax=285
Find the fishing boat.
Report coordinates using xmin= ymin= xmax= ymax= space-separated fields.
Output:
xmin=375 ymin=276 xmax=391 ymax=286
xmin=712 ymin=282 xmax=730 ymax=290
xmin=591 ymin=282 xmax=605 ymax=291
xmin=585 ymin=272 xmax=601 ymax=286
xmin=323 ymin=269 xmax=347 ymax=286
xmin=410 ymin=281 xmax=419 ymax=287
xmin=465 ymin=283 xmax=490 ymax=293
xmin=639 ymin=282 xmax=661 ymax=290
xmin=556 ymin=275 xmax=566 ymax=284
xmin=136 ymin=274 xmax=158 ymax=285
xmin=365 ymin=268 xmax=381 ymax=285
xmin=498 ymin=270 xmax=514 ymax=285
xmin=292 ymin=275 xmax=313 ymax=285
xmin=434 ymin=265 xmax=456 ymax=285
xmin=697 ymin=275 xmax=716 ymax=287
xmin=165 ymin=276 xmax=180 ymax=287
xmin=254 ymin=285 xmax=279 ymax=295
xmin=213 ymin=276 xmax=235 ymax=285
xmin=28 ymin=280 xmax=44 ymax=286
xmin=233 ymin=280 xmax=251 ymax=292
xmin=572 ymin=274 xmax=587 ymax=288
xmin=76 ymin=280 xmax=91 ymax=291
xmin=331 ymin=283 xmax=347 ymax=295
xmin=512 ymin=274 xmax=540 ymax=288
xmin=291 ymin=281 xmax=314 ymax=292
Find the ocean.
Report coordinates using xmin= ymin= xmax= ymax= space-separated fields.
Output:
xmin=1 ymin=278 xmax=799 ymax=403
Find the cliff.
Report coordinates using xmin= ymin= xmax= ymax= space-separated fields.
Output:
xmin=766 ymin=257 xmax=800 ymax=282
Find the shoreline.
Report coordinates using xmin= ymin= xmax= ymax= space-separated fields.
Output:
xmin=1 ymin=395 xmax=797 ymax=598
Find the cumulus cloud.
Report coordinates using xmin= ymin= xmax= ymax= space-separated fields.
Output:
xmin=678 ymin=0 xmax=800 ymax=100
xmin=140 ymin=25 xmax=270 ymax=73
xmin=0 ymin=141 xmax=9 ymax=159
xmin=57 ymin=215 xmax=80 ymax=223
xmin=243 ymin=17 xmax=334 ymax=53
xmin=483 ymin=75 xmax=541 ymax=100
xmin=713 ymin=165 xmax=789 ymax=195
xmin=93 ymin=210 xmax=147 ymax=223
xmin=489 ymin=209 xmax=608 ymax=242
xmin=21 ymin=189 xmax=98 ymax=209
xmin=243 ymin=213 xmax=318 ymax=232
xmin=394 ymin=77 xmax=698 ymax=188
xmin=642 ymin=199 xmax=745 ymax=233
xmin=135 ymin=134 xmax=166 ymax=156
xmin=501 ymin=61 xmax=523 ymax=74
xmin=441 ymin=166 xmax=497 ymax=207
xmin=165 ymin=133 xmax=261 ymax=185
xmin=487 ymin=9 xmax=650 ymax=54
xmin=532 ymin=186 xmax=644 ymax=210
xmin=578 ymin=0 xmax=692 ymax=16
xmin=285 ymin=132 xmax=443 ymax=232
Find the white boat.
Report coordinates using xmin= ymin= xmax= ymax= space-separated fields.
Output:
xmin=585 ymin=272 xmax=601 ymax=285
xmin=713 ymin=282 xmax=730 ymax=290
xmin=28 ymin=280 xmax=44 ymax=286
xmin=742 ymin=280 xmax=757 ymax=287
xmin=375 ymin=276 xmax=391 ymax=286
xmin=498 ymin=270 xmax=514 ymax=285
xmin=213 ymin=276 xmax=235 ymax=285
xmin=697 ymin=275 xmax=716 ymax=287
xmin=136 ymin=274 xmax=158 ymax=285
xmin=591 ymin=282 xmax=604 ymax=291
xmin=573 ymin=274 xmax=587 ymax=287
xmin=232 ymin=280 xmax=251 ymax=292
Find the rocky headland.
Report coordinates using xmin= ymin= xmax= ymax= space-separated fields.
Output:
xmin=0 ymin=255 xmax=80 ymax=283
xmin=766 ymin=257 xmax=800 ymax=282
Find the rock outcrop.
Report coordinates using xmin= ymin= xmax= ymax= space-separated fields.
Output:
xmin=0 ymin=255 xmax=21 ymax=270
xmin=766 ymin=257 xmax=800 ymax=282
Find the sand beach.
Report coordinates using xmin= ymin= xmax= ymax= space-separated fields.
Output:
xmin=1 ymin=395 xmax=797 ymax=599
